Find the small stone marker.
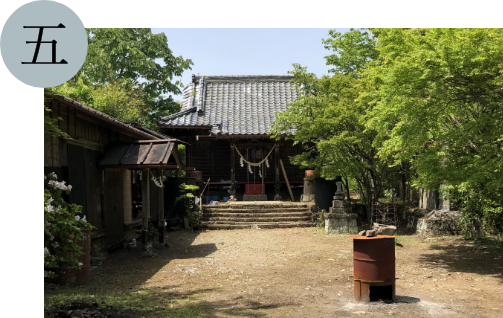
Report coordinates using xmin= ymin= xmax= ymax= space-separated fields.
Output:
xmin=184 ymin=217 xmax=189 ymax=229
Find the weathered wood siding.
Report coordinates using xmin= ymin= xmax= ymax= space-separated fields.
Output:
xmin=188 ymin=138 xmax=304 ymax=182
xmin=44 ymin=98 xmax=142 ymax=238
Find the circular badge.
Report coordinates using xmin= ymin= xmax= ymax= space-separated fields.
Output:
xmin=1 ymin=1 xmax=87 ymax=88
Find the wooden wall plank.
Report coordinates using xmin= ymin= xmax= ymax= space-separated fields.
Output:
xmin=59 ymin=103 xmax=68 ymax=134
xmin=60 ymin=139 xmax=68 ymax=167
xmin=68 ymin=144 xmax=87 ymax=215
xmin=68 ymin=107 xmax=76 ymax=138
xmin=76 ymin=116 xmax=82 ymax=139
xmin=44 ymin=133 xmax=53 ymax=167
xmin=123 ymin=170 xmax=132 ymax=223
xmin=104 ymin=171 xmax=125 ymax=246
xmin=51 ymin=102 xmax=61 ymax=167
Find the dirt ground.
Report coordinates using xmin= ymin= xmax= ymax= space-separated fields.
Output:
xmin=46 ymin=228 xmax=503 ymax=317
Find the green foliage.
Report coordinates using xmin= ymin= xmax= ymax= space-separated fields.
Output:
xmin=314 ymin=209 xmax=326 ymax=229
xmin=44 ymin=96 xmax=71 ymax=139
xmin=168 ymin=145 xmax=187 ymax=177
xmin=51 ymin=28 xmax=193 ymax=129
xmin=323 ymin=28 xmax=379 ymax=77
xmin=175 ymin=184 xmax=201 ymax=227
xmin=364 ymin=28 xmax=503 ymax=234
xmin=50 ymin=75 xmax=154 ymax=128
xmin=44 ymin=172 xmax=94 ymax=278
xmin=271 ymin=63 xmax=402 ymax=219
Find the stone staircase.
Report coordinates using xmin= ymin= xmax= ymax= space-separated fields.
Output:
xmin=200 ymin=202 xmax=315 ymax=230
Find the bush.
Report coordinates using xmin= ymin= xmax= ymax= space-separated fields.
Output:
xmin=44 ymin=173 xmax=93 ymax=278
xmin=175 ymin=184 xmax=201 ymax=227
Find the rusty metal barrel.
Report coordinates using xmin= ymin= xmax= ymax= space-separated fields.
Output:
xmin=349 ymin=235 xmax=396 ymax=302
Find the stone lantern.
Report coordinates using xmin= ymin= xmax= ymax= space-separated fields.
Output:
xmin=324 ymin=177 xmax=358 ymax=234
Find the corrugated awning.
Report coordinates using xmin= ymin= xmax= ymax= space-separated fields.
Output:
xmin=99 ymin=139 xmax=190 ymax=170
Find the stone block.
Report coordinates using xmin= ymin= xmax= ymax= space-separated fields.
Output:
xmin=373 ymin=223 xmax=397 ymax=236
xmin=324 ymin=213 xmax=358 ymax=234
xmin=301 ymin=194 xmax=315 ymax=202
xmin=243 ymin=194 xmax=268 ymax=201
xmin=365 ymin=230 xmax=376 ymax=237
xmin=329 ymin=206 xmax=352 ymax=214
xmin=332 ymin=200 xmax=350 ymax=208
xmin=416 ymin=210 xmax=461 ymax=237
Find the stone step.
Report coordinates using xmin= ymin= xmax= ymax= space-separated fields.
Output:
xmin=203 ymin=212 xmax=311 ymax=218
xmin=200 ymin=222 xmax=316 ymax=230
xmin=203 ymin=204 xmax=310 ymax=210
xmin=202 ymin=216 xmax=312 ymax=222
xmin=203 ymin=208 xmax=309 ymax=213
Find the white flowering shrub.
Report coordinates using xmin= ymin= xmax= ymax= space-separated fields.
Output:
xmin=44 ymin=172 xmax=93 ymax=278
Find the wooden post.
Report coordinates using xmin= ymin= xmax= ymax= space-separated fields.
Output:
xmin=141 ymin=168 xmax=150 ymax=251
xmin=158 ymin=170 xmax=165 ymax=243
xmin=280 ymin=159 xmax=295 ymax=202
xmin=262 ymin=160 xmax=265 ymax=195
xmin=229 ymin=142 xmax=237 ymax=200
xmin=274 ymin=144 xmax=282 ymax=200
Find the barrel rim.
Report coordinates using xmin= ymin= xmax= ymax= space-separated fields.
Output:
xmin=349 ymin=235 xmax=395 ymax=240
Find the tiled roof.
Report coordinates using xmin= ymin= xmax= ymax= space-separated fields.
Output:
xmin=158 ymin=75 xmax=299 ymax=135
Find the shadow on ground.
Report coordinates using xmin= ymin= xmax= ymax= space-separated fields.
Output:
xmin=395 ymin=295 xmax=421 ymax=303
xmin=418 ymin=239 xmax=503 ymax=282
xmin=45 ymin=284 xmax=292 ymax=317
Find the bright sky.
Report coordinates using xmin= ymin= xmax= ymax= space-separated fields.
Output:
xmin=152 ymin=28 xmax=349 ymax=101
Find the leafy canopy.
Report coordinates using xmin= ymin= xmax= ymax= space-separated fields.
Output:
xmin=323 ymin=28 xmax=379 ymax=76
xmin=363 ymin=28 xmax=503 ymax=232
xmin=52 ymin=28 xmax=193 ymax=128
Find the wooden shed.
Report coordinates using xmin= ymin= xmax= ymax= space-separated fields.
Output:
xmin=44 ymin=94 xmax=189 ymax=253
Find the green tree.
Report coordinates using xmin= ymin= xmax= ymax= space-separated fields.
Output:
xmin=364 ymin=28 xmax=503 ymax=234
xmin=271 ymin=64 xmax=401 ymax=221
xmin=52 ymin=28 xmax=193 ymax=128
xmin=323 ymin=28 xmax=379 ymax=77
xmin=44 ymin=95 xmax=71 ymax=139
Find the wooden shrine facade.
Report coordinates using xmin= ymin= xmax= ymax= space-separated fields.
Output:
xmin=157 ymin=75 xmax=306 ymax=201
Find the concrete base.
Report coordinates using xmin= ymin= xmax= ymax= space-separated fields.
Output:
xmin=243 ymin=194 xmax=268 ymax=201
xmin=324 ymin=213 xmax=358 ymax=234
xmin=301 ymin=194 xmax=314 ymax=202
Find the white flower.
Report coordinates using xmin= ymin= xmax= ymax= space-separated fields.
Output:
xmin=46 ymin=205 xmax=54 ymax=212
xmin=52 ymin=242 xmax=59 ymax=248
xmin=47 ymin=197 xmax=54 ymax=205
xmin=67 ymin=185 xmax=72 ymax=191
xmin=78 ymin=262 xmax=83 ymax=267
xmin=44 ymin=247 xmax=49 ymax=254
xmin=82 ymin=215 xmax=87 ymax=223
xmin=69 ymin=233 xmax=75 ymax=239
xmin=75 ymin=215 xmax=80 ymax=221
